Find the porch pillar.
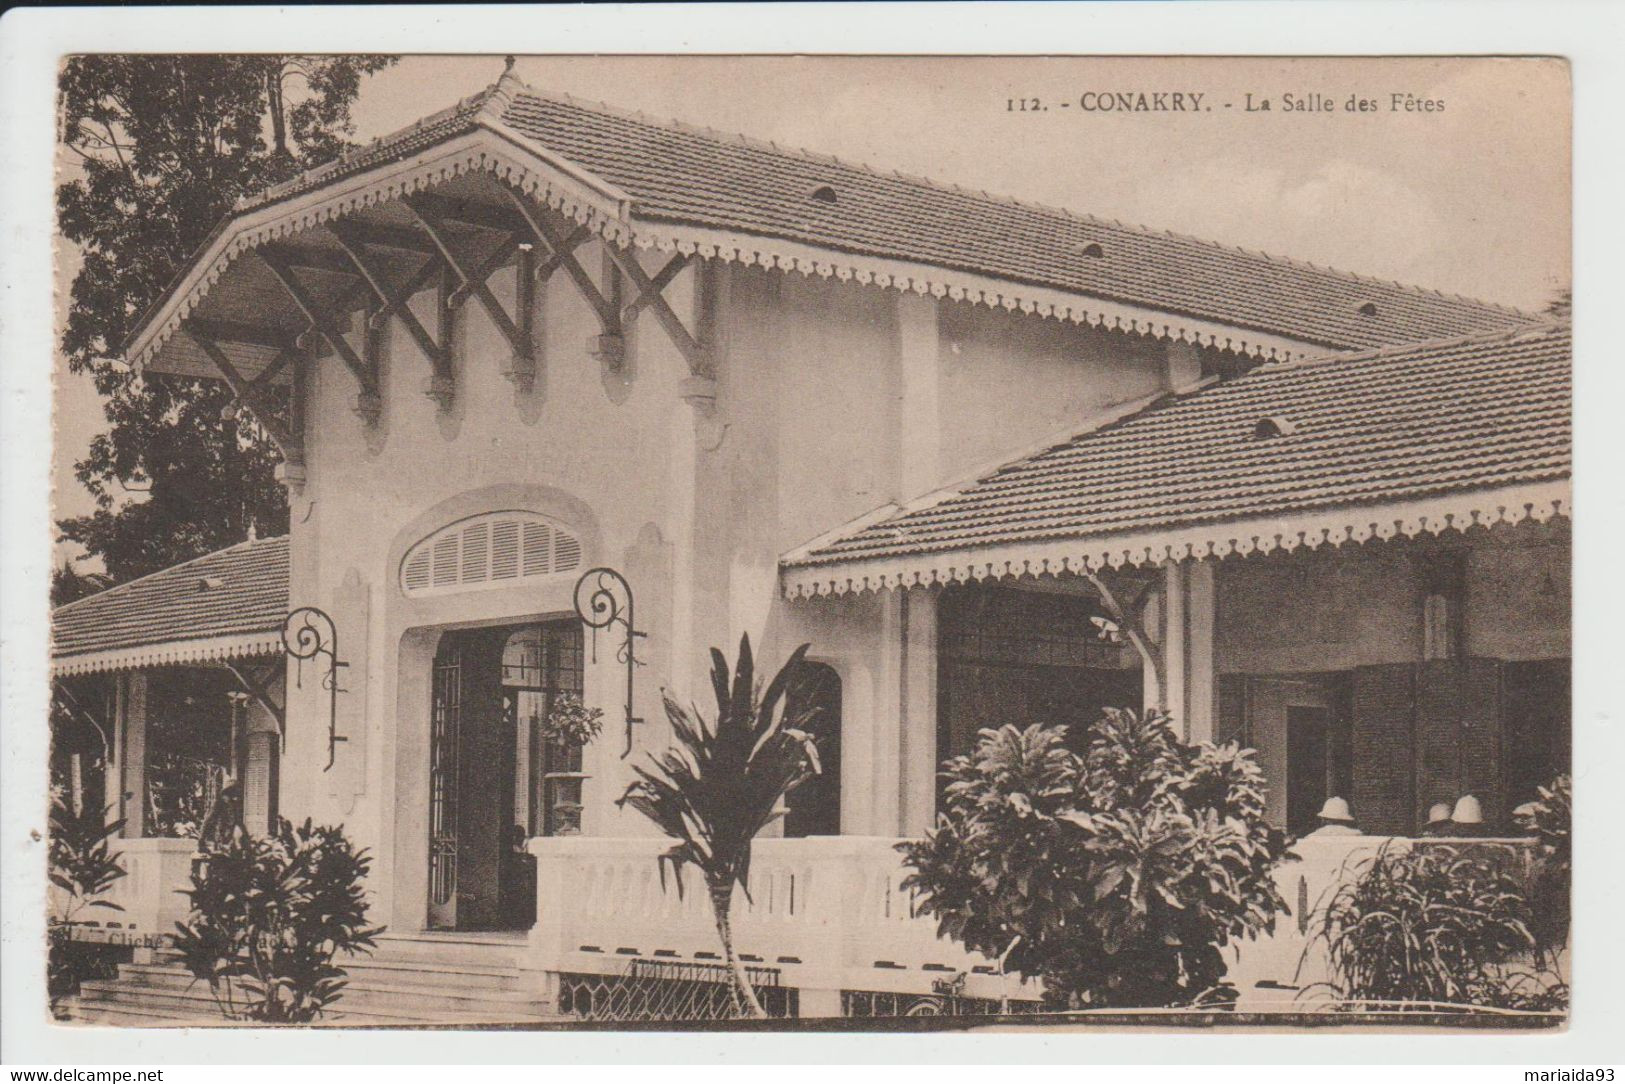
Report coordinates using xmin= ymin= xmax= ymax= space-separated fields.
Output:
xmin=1162 ymin=562 xmax=1186 ymax=725
xmin=872 ymin=587 xmax=941 ymax=838
xmin=899 ymin=588 xmax=939 ymax=837
xmin=242 ymin=697 xmax=282 ymax=836
xmin=1186 ymin=561 xmax=1217 ymax=744
xmin=871 ymin=592 xmax=904 ymax=835
xmin=116 ymin=671 xmax=149 ymax=838
xmin=1139 ymin=581 xmax=1164 ymax=712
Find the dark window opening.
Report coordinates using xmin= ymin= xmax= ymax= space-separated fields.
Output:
xmin=1286 ymin=705 xmax=1331 ymax=836
xmin=1504 ymin=658 xmax=1571 ymax=807
xmin=784 ymin=663 xmax=842 ymax=837
xmin=936 ymin=584 xmax=1143 ymax=773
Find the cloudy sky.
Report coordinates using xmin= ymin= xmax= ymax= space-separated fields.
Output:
xmin=54 ymin=55 xmax=1570 ymax=562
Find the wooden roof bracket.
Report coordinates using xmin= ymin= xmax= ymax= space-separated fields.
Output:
xmin=258 ymin=245 xmax=381 ymax=426
xmin=601 ymin=242 xmax=709 ymax=378
xmin=222 ymin=660 xmax=286 ymax=748
xmin=326 ymin=219 xmax=447 ymax=375
xmin=181 ymin=327 xmax=300 ymax=464
xmin=492 ymin=185 xmax=626 ymax=369
xmin=403 ymin=194 xmax=535 ymax=390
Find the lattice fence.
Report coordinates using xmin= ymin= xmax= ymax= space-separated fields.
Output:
xmin=843 ymin=974 xmax=1045 ymax=1018
xmin=557 ymin=959 xmax=797 ymax=1022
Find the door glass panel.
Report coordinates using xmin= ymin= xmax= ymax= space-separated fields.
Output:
xmin=427 ymin=640 xmax=463 ymax=928
xmin=500 ymin=623 xmax=585 ymax=838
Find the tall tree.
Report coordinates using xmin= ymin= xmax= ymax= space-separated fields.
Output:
xmin=57 ymin=55 xmax=396 ymax=584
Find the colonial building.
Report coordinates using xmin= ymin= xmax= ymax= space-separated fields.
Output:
xmin=51 ymin=70 xmax=1568 ymax=1023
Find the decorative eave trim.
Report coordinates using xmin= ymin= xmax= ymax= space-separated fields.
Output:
xmin=52 ymin=632 xmax=283 ymax=678
xmin=780 ymin=479 xmax=1571 ymax=599
xmin=128 ymin=129 xmax=1327 ymax=375
xmin=620 ymin=220 xmax=1323 ymax=362
xmin=127 ymin=130 xmax=630 ymax=374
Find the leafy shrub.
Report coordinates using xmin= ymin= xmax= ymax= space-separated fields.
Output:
xmin=900 ymin=708 xmax=1289 ymax=1008
xmin=171 ymin=818 xmax=383 ymax=1023
xmin=1517 ymin=774 xmax=1571 ymax=955
xmin=48 ymin=796 xmax=126 ymax=925
xmin=1307 ymin=842 xmax=1541 ymax=1010
xmin=47 ymin=796 xmax=128 ymax=1009
xmin=541 ymin=693 xmax=605 ymax=747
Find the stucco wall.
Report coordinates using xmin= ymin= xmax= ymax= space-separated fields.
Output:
xmin=1215 ymin=526 xmax=1570 ymax=675
xmin=936 ymin=300 xmax=1169 ymax=482
xmin=278 ymin=237 xmax=1209 ymax=929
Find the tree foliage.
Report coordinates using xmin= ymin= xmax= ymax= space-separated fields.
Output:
xmin=171 ymin=817 xmax=384 ymax=1023
xmin=618 ymin=635 xmax=822 ymax=1018
xmin=900 ymin=709 xmax=1290 ymax=1008
xmin=50 ymin=558 xmax=111 ymax=607
xmin=57 ymin=55 xmax=395 ymax=583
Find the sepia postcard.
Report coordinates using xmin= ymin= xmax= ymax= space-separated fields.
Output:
xmin=20 ymin=44 xmax=1580 ymax=1046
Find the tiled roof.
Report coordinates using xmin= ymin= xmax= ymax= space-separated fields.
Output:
xmin=222 ymin=76 xmax=1540 ymax=352
xmin=786 ymin=323 xmax=1571 ymax=571
xmin=52 ymin=536 xmax=288 ymax=662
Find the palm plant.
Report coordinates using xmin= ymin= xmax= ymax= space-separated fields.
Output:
xmin=618 ymin=635 xmax=821 ymax=1018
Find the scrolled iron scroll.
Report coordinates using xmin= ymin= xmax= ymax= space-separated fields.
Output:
xmin=280 ymin=606 xmax=350 ymax=771
xmin=572 ymin=568 xmax=645 ymax=757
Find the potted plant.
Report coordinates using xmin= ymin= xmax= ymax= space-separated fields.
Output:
xmin=539 ymin=693 xmax=604 ymax=749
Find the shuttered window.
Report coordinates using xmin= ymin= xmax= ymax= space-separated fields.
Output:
xmin=401 ymin=512 xmax=584 ymax=597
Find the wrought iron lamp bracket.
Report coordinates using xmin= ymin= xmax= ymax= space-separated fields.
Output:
xmin=281 ymin=606 xmax=350 ymax=771
xmin=573 ymin=567 xmax=645 ymax=758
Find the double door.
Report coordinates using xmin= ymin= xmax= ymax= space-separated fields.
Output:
xmin=428 ymin=621 xmax=585 ymax=931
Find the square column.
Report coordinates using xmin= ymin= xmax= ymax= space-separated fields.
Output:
xmin=871 ymin=592 xmax=904 ymax=835
xmin=1186 ymin=560 xmax=1217 ymax=744
xmin=1163 ymin=562 xmax=1187 ymax=725
xmin=872 ymin=587 xmax=940 ymax=837
xmin=116 ymin=671 xmax=149 ymax=838
xmin=1156 ymin=560 xmax=1218 ymax=743
xmin=899 ymin=588 xmax=939 ymax=837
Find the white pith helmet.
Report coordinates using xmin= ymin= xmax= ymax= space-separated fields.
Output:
xmin=1450 ymin=794 xmax=1484 ymax=824
xmin=1427 ymin=801 xmax=1453 ymax=825
xmin=1316 ymin=796 xmax=1354 ymax=823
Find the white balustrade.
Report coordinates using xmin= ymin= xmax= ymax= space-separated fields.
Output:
xmin=49 ymin=837 xmax=198 ymax=946
xmin=527 ymin=835 xmax=1024 ymax=999
xmin=529 ymin=832 xmax=1536 ymax=1006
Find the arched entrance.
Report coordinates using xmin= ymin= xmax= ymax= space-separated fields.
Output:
xmin=427 ymin=620 xmax=585 ymax=931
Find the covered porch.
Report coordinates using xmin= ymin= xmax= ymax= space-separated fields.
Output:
xmin=48 ymin=536 xmax=290 ymax=949
xmin=529 ymin=324 xmax=1570 ymax=1011
xmin=525 ymin=518 xmax=1565 ymax=1009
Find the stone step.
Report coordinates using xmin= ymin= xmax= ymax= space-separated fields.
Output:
xmin=123 ymin=956 xmax=531 ymax=994
xmin=326 ymin=957 xmax=531 ymax=992
xmin=77 ymin=974 xmax=554 ymax=1025
xmin=66 ymin=992 xmax=553 ymax=1028
xmin=100 ymin=964 xmax=549 ymax=1016
xmin=64 ymin=999 xmax=218 ymax=1028
xmin=370 ymin=933 xmax=530 ymax=968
